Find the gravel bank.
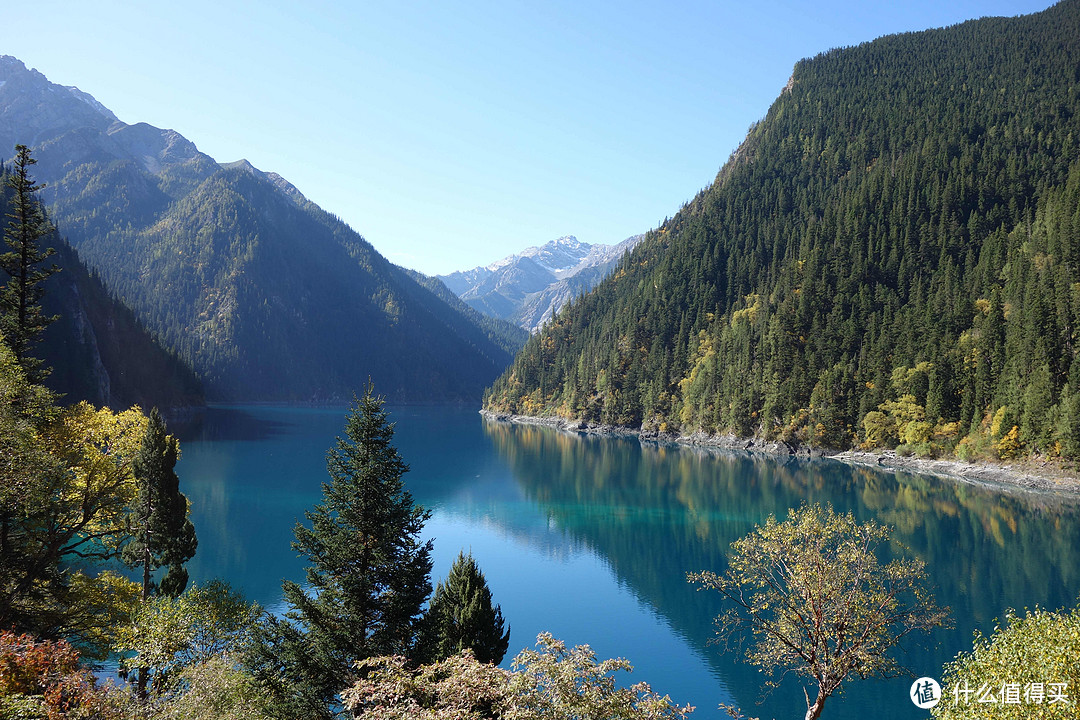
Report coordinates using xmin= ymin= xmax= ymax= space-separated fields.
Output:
xmin=480 ymin=410 xmax=1080 ymax=497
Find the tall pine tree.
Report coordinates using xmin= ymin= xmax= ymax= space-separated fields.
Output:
xmin=122 ymin=406 xmax=197 ymax=697
xmin=123 ymin=407 xmax=197 ymax=601
xmin=0 ymin=145 xmax=57 ymax=383
xmin=249 ymin=384 xmax=434 ymax=719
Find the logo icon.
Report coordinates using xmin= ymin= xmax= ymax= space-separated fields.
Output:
xmin=911 ymin=677 xmax=942 ymax=709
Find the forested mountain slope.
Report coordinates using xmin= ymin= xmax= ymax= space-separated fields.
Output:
xmin=38 ymin=240 xmax=205 ymax=410
xmin=485 ymin=0 xmax=1080 ymax=460
xmin=0 ymin=56 xmax=523 ymax=402
xmin=0 ymin=166 xmax=202 ymax=410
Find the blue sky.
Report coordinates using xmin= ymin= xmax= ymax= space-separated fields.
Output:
xmin=3 ymin=0 xmax=1055 ymax=275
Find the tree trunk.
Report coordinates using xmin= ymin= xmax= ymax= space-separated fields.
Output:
xmin=137 ymin=495 xmax=152 ymax=700
xmin=804 ymin=686 xmax=827 ymax=720
xmin=136 ymin=550 xmax=149 ymax=698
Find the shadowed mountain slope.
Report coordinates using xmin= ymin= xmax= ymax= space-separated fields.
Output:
xmin=0 ymin=56 xmax=524 ymax=402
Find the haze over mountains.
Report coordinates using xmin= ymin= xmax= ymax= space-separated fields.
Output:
xmin=0 ymin=55 xmax=526 ymax=403
xmin=438 ymin=234 xmax=643 ymax=332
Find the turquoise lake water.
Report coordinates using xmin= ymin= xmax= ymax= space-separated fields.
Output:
xmin=174 ymin=404 xmax=1080 ymax=719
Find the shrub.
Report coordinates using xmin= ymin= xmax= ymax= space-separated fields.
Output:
xmin=0 ymin=631 xmax=124 ymax=720
xmin=996 ymin=426 xmax=1023 ymax=460
xmin=157 ymin=657 xmax=272 ymax=720
xmin=932 ymin=604 xmax=1080 ymax=719
xmin=343 ymin=634 xmax=695 ymax=720
xmin=913 ymin=442 xmax=935 ymax=459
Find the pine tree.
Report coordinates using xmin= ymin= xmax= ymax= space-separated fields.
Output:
xmin=123 ymin=407 xmax=198 ymax=600
xmin=249 ymin=384 xmax=434 ymax=719
xmin=422 ymin=550 xmax=510 ymax=665
xmin=0 ymin=145 xmax=58 ymax=383
xmin=122 ymin=406 xmax=197 ymax=697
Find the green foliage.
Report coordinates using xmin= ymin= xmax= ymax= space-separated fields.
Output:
xmin=0 ymin=163 xmax=203 ymax=411
xmin=1054 ymin=382 xmax=1080 ymax=457
xmin=0 ymin=694 xmax=47 ymax=720
xmin=931 ymin=603 xmax=1080 ymax=720
xmin=689 ymin=503 xmax=948 ymax=720
xmin=421 ymin=550 xmax=510 ymax=665
xmin=0 ymin=146 xmax=57 ymax=384
xmin=342 ymin=634 xmax=694 ymax=720
xmin=881 ymin=395 xmax=928 ymax=444
xmin=122 ymin=407 xmax=197 ymax=601
xmin=35 ymin=238 xmax=204 ymax=411
xmin=59 ymin=571 xmax=141 ymax=663
xmin=155 ymin=657 xmax=273 ymax=720
xmin=248 ymin=385 xmax=434 ymax=719
xmin=484 ymin=1 xmax=1080 ymax=461
xmin=0 ymin=339 xmax=63 ymax=630
xmin=115 ymin=580 xmax=260 ymax=695
xmin=861 ymin=411 xmax=894 ymax=448
xmin=0 ymin=338 xmax=147 ymax=656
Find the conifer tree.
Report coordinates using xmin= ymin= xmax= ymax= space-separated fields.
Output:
xmin=122 ymin=406 xmax=197 ymax=696
xmin=123 ymin=408 xmax=197 ymax=601
xmin=0 ymin=145 xmax=58 ymax=383
xmin=422 ymin=550 xmax=510 ymax=665
xmin=249 ymin=384 xmax=433 ymax=719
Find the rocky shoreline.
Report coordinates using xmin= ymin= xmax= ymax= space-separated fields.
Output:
xmin=479 ymin=410 xmax=1080 ymax=497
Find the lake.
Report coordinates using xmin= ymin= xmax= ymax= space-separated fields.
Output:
xmin=175 ymin=404 xmax=1080 ymax=719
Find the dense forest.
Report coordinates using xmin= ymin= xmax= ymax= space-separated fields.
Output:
xmin=485 ymin=0 xmax=1080 ymax=461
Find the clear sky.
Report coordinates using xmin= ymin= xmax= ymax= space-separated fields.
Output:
xmin=2 ymin=0 xmax=1056 ymax=276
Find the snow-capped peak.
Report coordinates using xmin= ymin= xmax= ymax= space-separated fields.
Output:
xmin=483 ymin=235 xmax=590 ymax=276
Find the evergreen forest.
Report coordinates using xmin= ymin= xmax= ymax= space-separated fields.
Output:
xmin=485 ymin=0 xmax=1080 ymax=462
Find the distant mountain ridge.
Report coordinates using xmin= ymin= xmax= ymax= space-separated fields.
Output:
xmin=0 ymin=55 xmax=526 ymax=402
xmin=438 ymin=234 xmax=643 ymax=332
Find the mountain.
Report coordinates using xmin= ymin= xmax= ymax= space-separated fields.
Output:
xmin=485 ymin=0 xmax=1080 ymax=460
xmin=0 ymin=56 xmax=525 ymax=402
xmin=0 ymin=161 xmax=203 ymax=410
xmin=397 ymin=267 xmax=529 ymax=358
xmin=438 ymin=234 xmax=643 ymax=332
xmin=38 ymin=239 xmax=205 ymax=410
xmin=512 ymin=235 xmax=644 ymax=332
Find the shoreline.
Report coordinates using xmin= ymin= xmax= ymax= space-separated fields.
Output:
xmin=480 ymin=410 xmax=1080 ymax=497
